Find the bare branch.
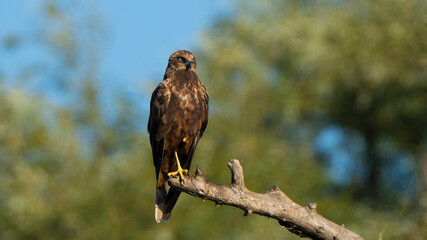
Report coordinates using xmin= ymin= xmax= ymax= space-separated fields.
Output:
xmin=169 ymin=159 xmax=364 ymax=240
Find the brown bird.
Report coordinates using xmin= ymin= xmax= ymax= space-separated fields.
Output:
xmin=148 ymin=50 xmax=209 ymax=223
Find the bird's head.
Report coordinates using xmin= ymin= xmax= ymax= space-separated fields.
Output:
xmin=168 ymin=50 xmax=197 ymax=72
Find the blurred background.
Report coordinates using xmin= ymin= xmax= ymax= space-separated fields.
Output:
xmin=0 ymin=0 xmax=426 ymax=239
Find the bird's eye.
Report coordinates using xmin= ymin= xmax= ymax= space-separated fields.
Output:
xmin=177 ymin=56 xmax=185 ymax=62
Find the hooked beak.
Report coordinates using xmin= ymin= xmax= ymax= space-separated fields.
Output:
xmin=185 ymin=61 xmax=192 ymax=70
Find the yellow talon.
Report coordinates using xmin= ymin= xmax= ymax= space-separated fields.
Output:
xmin=167 ymin=151 xmax=188 ymax=180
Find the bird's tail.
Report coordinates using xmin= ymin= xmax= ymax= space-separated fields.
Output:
xmin=155 ymin=185 xmax=181 ymax=223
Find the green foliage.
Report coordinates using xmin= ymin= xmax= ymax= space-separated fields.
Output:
xmin=0 ymin=0 xmax=426 ymax=239
xmin=198 ymin=0 xmax=427 ymax=238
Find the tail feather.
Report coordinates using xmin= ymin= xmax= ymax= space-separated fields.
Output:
xmin=155 ymin=186 xmax=171 ymax=223
xmin=155 ymin=185 xmax=181 ymax=223
xmin=155 ymin=204 xmax=171 ymax=223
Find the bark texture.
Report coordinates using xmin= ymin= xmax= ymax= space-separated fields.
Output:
xmin=169 ymin=159 xmax=364 ymax=240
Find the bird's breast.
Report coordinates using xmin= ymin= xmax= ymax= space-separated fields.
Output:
xmin=179 ymin=93 xmax=199 ymax=112
xmin=180 ymin=94 xmax=189 ymax=102
xmin=170 ymin=84 xmax=200 ymax=109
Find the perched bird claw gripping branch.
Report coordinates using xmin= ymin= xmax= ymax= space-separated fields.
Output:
xmin=148 ymin=50 xmax=209 ymax=223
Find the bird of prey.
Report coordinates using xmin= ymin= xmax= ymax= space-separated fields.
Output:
xmin=148 ymin=50 xmax=209 ymax=223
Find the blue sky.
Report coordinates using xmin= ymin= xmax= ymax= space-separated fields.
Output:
xmin=0 ymin=0 xmax=230 ymax=93
xmin=98 ymin=1 xmax=230 ymax=84
xmin=0 ymin=0 xmax=231 ymax=125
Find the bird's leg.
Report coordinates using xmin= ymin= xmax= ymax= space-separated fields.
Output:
xmin=167 ymin=151 xmax=188 ymax=182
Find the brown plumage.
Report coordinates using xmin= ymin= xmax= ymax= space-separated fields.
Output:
xmin=148 ymin=50 xmax=209 ymax=223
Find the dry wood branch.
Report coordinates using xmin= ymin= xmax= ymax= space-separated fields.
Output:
xmin=169 ymin=159 xmax=364 ymax=240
